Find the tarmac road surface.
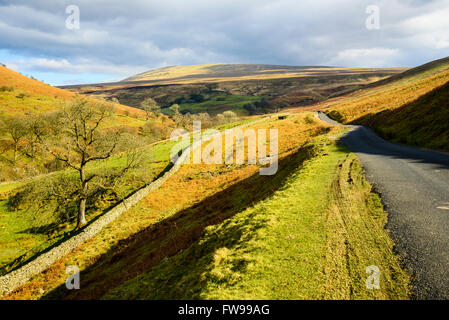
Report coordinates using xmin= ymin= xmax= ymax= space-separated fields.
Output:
xmin=318 ymin=111 xmax=449 ymax=299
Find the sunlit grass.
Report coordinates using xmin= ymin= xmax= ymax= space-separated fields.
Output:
xmin=105 ymin=136 xmax=410 ymax=300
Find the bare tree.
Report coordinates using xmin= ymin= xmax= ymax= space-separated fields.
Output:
xmin=169 ymin=104 xmax=183 ymax=126
xmin=35 ymin=98 xmax=121 ymax=229
xmin=141 ymin=97 xmax=160 ymax=120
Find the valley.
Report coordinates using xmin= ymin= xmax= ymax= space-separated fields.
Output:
xmin=1 ymin=56 xmax=449 ymax=300
xmin=61 ymin=64 xmax=405 ymax=116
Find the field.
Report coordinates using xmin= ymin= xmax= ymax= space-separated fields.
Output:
xmin=0 ymin=114 xmax=258 ymax=280
xmin=0 ymin=66 xmax=174 ymax=184
xmin=372 ymin=81 xmax=449 ymax=150
xmin=166 ymin=94 xmax=262 ymax=116
xmin=0 ymin=139 xmax=177 ymax=275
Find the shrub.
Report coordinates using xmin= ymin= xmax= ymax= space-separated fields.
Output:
xmin=140 ymin=121 xmax=167 ymax=143
xmin=328 ymin=110 xmax=345 ymax=123
xmin=0 ymin=85 xmax=13 ymax=92
xmin=189 ymin=93 xmax=205 ymax=103
xmin=304 ymin=115 xmax=316 ymax=125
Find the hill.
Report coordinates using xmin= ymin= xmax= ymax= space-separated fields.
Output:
xmin=0 ymin=66 xmax=164 ymax=182
xmin=2 ymin=114 xmax=410 ymax=300
xmin=123 ymin=64 xmax=366 ymax=83
xmin=369 ymin=80 xmax=449 ymax=150
xmin=324 ymin=56 xmax=449 ymax=150
xmin=0 ymin=65 xmax=144 ymax=118
xmin=0 ymin=65 xmax=73 ymax=116
xmin=365 ymin=56 xmax=449 ymax=88
xmin=62 ymin=64 xmax=406 ymax=116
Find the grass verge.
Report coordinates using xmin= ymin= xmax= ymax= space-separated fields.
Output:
xmin=3 ymin=113 xmax=327 ymax=299
xmin=104 ymin=136 xmax=410 ymax=300
xmin=2 ymin=115 xmax=409 ymax=299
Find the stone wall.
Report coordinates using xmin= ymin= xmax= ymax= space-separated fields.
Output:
xmin=0 ymin=116 xmax=272 ymax=297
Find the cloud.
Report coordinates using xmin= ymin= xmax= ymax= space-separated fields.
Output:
xmin=11 ymin=58 xmax=144 ymax=76
xmin=395 ymin=6 xmax=449 ymax=49
xmin=328 ymin=48 xmax=400 ymax=68
xmin=0 ymin=0 xmax=448 ymax=85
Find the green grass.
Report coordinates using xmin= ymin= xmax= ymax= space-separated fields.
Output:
xmin=104 ymin=135 xmax=410 ymax=300
xmin=0 ymin=201 xmax=47 ymax=270
xmin=0 ymin=139 xmax=177 ymax=275
xmin=0 ymin=116 xmax=259 ymax=277
xmin=162 ymin=94 xmax=262 ymax=116
xmin=0 ymin=181 xmax=23 ymax=196
xmin=0 ymin=91 xmax=57 ymax=116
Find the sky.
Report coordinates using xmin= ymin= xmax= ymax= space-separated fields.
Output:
xmin=1 ymin=0 xmax=449 ymax=86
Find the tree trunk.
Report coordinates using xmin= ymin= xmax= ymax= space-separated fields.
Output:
xmin=77 ymin=197 xmax=87 ymax=228
xmin=77 ymin=165 xmax=88 ymax=229
xmin=13 ymin=142 xmax=17 ymax=165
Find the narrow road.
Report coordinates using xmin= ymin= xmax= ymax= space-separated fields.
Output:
xmin=317 ymin=111 xmax=449 ymax=299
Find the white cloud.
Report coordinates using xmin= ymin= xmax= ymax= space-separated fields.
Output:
xmin=396 ymin=6 xmax=449 ymax=49
xmin=0 ymin=0 xmax=448 ymax=84
xmin=328 ymin=48 xmax=400 ymax=68
xmin=11 ymin=58 xmax=144 ymax=77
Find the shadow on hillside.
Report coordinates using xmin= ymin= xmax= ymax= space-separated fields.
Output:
xmin=338 ymin=126 xmax=449 ymax=169
xmin=350 ymin=81 xmax=449 ymax=153
xmin=43 ymin=146 xmax=316 ymax=300
xmin=319 ymin=111 xmax=449 ymax=169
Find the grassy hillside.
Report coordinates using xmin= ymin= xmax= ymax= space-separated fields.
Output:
xmin=0 ymin=139 xmax=178 ymax=275
xmin=0 ymin=65 xmax=145 ymax=119
xmin=372 ymin=81 xmax=449 ymax=150
xmin=167 ymin=94 xmax=262 ymax=116
xmin=0 ymin=66 xmax=73 ymax=116
xmin=0 ymin=115 xmax=255 ymax=287
xmin=2 ymin=114 xmax=330 ymax=299
xmin=325 ymin=56 xmax=449 ymax=150
xmin=2 ymin=114 xmax=410 ymax=300
xmin=123 ymin=64 xmax=404 ymax=84
xmin=105 ymin=137 xmax=410 ymax=300
xmin=0 ymin=66 xmax=172 ymax=182
xmin=63 ymin=64 xmax=405 ymax=116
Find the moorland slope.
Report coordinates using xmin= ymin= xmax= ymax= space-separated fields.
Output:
xmin=325 ymin=56 xmax=449 ymax=150
xmin=62 ymin=64 xmax=406 ymax=115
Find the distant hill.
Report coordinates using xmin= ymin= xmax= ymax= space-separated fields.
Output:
xmin=63 ymin=64 xmax=406 ymax=116
xmin=366 ymin=56 xmax=449 ymax=88
xmin=0 ymin=65 xmax=144 ymax=120
xmin=122 ymin=63 xmax=404 ymax=84
xmin=325 ymin=56 xmax=449 ymax=151
xmin=123 ymin=64 xmax=337 ymax=82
